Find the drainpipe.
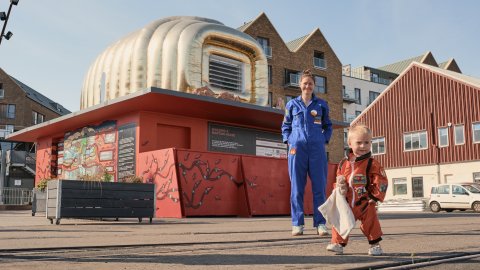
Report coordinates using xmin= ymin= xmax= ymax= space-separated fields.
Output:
xmin=430 ymin=113 xmax=441 ymax=184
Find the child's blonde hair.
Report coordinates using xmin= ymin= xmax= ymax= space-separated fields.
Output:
xmin=347 ymin=124 xmax=372 ymax=143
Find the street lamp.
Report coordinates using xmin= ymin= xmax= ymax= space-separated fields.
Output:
xmin=0 ymin=0 xmax=20 ymax=46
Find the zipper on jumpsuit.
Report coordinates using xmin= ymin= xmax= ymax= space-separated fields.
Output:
xmin=348 ymin=161 xmax=355 ymax=208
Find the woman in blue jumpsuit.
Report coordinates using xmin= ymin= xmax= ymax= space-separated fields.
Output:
xmin=281 ymin=69 xmax=332 ymax=236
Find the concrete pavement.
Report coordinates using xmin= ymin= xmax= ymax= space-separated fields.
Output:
xmin=0 ymin=210 xmax=479 ymax=269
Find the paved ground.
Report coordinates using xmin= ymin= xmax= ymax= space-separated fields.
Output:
xmin=0 ymin=210 xmax=479 ymax=269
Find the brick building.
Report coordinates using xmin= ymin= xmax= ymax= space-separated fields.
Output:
xmin=0 ymin=68 xmax=70 ymax=136
xmin=239 ymin=13 xmax=344 ymax=162
xmin=0 ymin=67 xmax=70 ymax=191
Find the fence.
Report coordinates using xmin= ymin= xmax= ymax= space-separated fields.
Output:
xmin=0 ymin=187 xmax=33 ymax=205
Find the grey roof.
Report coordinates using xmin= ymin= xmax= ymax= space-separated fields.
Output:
xmin=377 ymin=54 xmax=424 ymax=74
xmin=237 ymin=20 xmax=253 ymax=32
xmin=438 ymin=61 xmax=448 ymax=69
xmin=420 ymin=63 xmax=480 ymax=89
xmin=10 ymin=76 xmax=71 ymax=115
xmin=286 ymin=34 xmax=309 ymax=52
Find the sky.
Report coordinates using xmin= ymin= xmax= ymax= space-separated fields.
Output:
xmin=1 ymin=0 xmax=479 ymax=112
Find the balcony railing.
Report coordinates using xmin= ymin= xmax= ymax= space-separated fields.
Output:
xmin=262 ymin=46 xmax=272 ymax=58
xmin=286 ymin=73 xmax=300 ymax=87
xmin=343 ymin=114 xmax=358 ymax=123
xmin=371 ymin=76 xmax=392 ymax=85
xmin=343 ymin=89 xmax=359 ymax=103
xmin=313 ymin=57 xmax=327 ymax=69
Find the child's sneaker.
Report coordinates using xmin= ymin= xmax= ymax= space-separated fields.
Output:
xmin=326 ymin=243 xmax=344 ymax=254
xmin=368 ymin=244 xmax=383 ymax=256
xmin=316 ymin=224 xmax=329 ymax=236
xmin=291 ymin=225 xmax=304 ymax=236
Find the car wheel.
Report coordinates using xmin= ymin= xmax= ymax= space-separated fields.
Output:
xmin=430 ymin=202 xmax=441 ymax=212
xmin=472 ymin=202 xmax=480 ymax=213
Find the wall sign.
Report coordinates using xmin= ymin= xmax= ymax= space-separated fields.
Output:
xmin=208 ymin=122 xmax=286 ymax=158
xmin=117 ymin=123 xmax=137 ymax=181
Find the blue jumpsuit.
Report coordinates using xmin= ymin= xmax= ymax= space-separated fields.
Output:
xmin=281 ymin=94 xmax=332 ymax=227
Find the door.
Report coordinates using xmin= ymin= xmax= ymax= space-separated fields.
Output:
xmin=451 ymin=185 xmax=471 ymax=209
xmin=431 ymin=184 xmax=450 ymax=207
xmin=412 ymin=177 xmax=424 ymax=198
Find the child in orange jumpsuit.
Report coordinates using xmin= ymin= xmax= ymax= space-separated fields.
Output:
xmin=326 ymin=124 xmax=388 ymax=256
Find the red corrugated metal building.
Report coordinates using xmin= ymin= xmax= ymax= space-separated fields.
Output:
xmin=352 ymin=62 xmax=480 ymax=200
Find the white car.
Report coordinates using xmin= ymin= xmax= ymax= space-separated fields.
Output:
xmin=429 ymin=183 xmax=480 ymax=212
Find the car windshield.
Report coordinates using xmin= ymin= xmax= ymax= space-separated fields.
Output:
xmin=462 ymin=184 xmax=480 ymax=193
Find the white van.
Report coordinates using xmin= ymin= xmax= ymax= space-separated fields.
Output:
xmin=428 ymin=183 xmax=480 ymax=212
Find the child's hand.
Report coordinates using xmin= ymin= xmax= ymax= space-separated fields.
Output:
xmin=336 ymin=176 xmax=347 ymax=196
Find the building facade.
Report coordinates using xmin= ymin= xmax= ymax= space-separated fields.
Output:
xmin=352 ymin=62 xmax=480 ymax=200
xmin=0 ymin=68 xmax=70 ymax=191
xmin=239 ymin=13 xmax=344 ymax=162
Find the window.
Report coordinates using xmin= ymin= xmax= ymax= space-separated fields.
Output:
xmin=0 ymin=124 xmax=14 ymax=138
xmin=4 ymin=104 xmax=16 ymax=119
xmin=313 ymin=51 xmax=326 ymax=69
xmin=436 ymin=185 xmax=450 ymax=194
xmin=343 ymin=109 xmax=346 ymax=122
xmin=267 ymin=92 xmax=272 ymax=107
xmin=209 ymin=55 xmax=243 ymax=92
xmin=285 ymin=95 xmax=295 ymax=105
xmin=473 ymin=172 xmax=480 ymax=183
xmin=343 ymin=131 xmax=348 ymax=146
xmin=438 ymin=127 xmax=449 ymax=147
xmin=0 ymin=83 xmax=4 ymax=99
xmin=354 ymin=88 xmax=361 ymax=104
xmin=404 ymin=131 xmax=428 ymax=151
xmin=355 ymin=110 xmax=361 ymax=116
xmin=32 ymin=111 xmax=45 ymax=125
xmin=372 ymin=137 xmax=385 ymax=155
xmin=393 ymin=178 xmax=407 ymax=195
xmin=371 ymin=73 xmax=379 ymax=83
xmin=412 ymin=177 xmax=424 ymax=197
xmin=257 ymin=37 xmax=271 ymax=58
xmin=285 ymin=70 xmax=300 ymax=87
xmin=368 ymin=91 xmax=380 ymax=105
xmin=473 ymin=122 xmax=480 ymax=143
xmin=452 ymin=185 xmax=468 ymax=195
xmin=454 ymin=124 xmax=464 ymax=145
xmin=314 ymin=76 xmax=326 ymax=94
xmin=268 ymin=65 xmax=272 ymax=85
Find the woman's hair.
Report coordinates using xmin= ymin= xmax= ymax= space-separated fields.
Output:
xmin=301 ymin=69 xmax=315 ymax=84
xmin=347 ymin=124 xmax=372 ymax=143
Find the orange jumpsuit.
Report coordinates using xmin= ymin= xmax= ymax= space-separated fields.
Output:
xmin=331 ymin=151 xmax=388 ymax=246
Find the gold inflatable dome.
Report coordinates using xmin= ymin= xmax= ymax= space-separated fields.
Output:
xmin=80 ymin=16 xmax=268 ymax=109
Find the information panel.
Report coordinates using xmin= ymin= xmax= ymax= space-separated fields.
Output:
xmin=117 ymin=123 xmax=137 ymax=181
xmin=208 ymin=123 xmax=286 ymax=158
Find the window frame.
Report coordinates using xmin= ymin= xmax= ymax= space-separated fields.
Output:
xmin=314 ymin=75 xmax=326 ymax=94
xmin=403 ymin=130 xmax=428 ymax=151
xmin=472 ymin=122 xmax=480 ymax=144
xmin=438 ymin=127 xmax=449 ymax=147
xmin=393 ymin=178 xmax=407 ymax=196
xmin=354 ymin=88 xmax=361 ymax=105
xmin=454 ymin=124 xmax=465 ymax=145
xmin=368 ymin=91 xmax=380 ymax=105
xmin=371 ymin=137 xmax=385 ymax=155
